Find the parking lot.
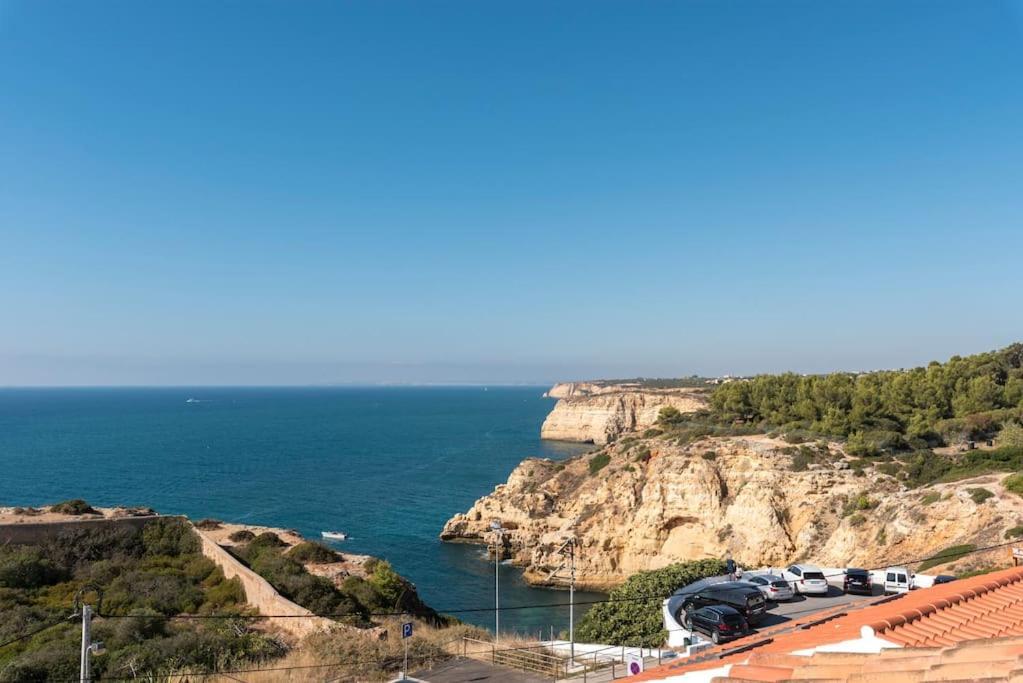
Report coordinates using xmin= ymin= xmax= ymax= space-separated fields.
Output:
xmin=665 ymin=572 xmax=887 ymax=643
xmin=755 ymin=583 xmax=881 ymax=628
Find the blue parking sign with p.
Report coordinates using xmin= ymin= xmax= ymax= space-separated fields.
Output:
xmin=402 ymin=622 xmax=413 ymax=639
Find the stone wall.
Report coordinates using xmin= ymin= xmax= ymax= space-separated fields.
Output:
xmin=193 ymin=527 xmax=337 ymax=639
xmin=0 ymin=515 xmax=161 ymax=545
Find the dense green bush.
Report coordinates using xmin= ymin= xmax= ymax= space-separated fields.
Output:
xmin=1004 ymin=474 xmax=1023 ymax=497
xmin=0 ymin=548 xmax=67 ymax=589
xmin=248 ymin=531 xmax=287 ymax=550
xmin=228 ymin=529 xmax=256 ymax=542
xmin=588 ymin=453 xmax=611 ymax=475
xmin=576 ymin=559 xmax=726 ymax=647
xmin=968 ymin=487 xmax=994 ymax=504
xmin=142 ymin=517 xmax=200 ymax=556
xmin=286 ymin=541 xmax=341 ymax=564
xmin=918 ymin=544 xmax=977 ymax=571
xmin=656 ymin=406 xmax=684 ymax=427
xmin=1001 ymin=421 xmax=1023 ymax=448
xmin=49 ymin=499 xmax=98 ymax=515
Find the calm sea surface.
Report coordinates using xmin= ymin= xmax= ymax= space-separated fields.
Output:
xmin=0 ymin=387 xmax=603 ymax=634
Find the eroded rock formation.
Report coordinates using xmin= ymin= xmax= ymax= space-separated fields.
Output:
xmin=441 ymin=435 xmax=1021 ymax=590
xmin=540 ymin=389 xmax=708 ymax=444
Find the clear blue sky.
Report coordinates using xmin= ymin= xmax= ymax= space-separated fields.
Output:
xmin=1 ymin=1 xmax=1021 ymax=385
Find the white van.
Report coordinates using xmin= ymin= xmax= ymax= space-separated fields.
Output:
xmin=883 ymin=566 xmax=913 ymax=594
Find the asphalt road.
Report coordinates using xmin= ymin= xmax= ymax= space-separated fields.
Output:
xmin=755 ymin=583 xmax=881 ymax=628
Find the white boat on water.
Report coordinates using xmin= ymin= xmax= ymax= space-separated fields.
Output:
xmin=321 ymin=531 xmax=348 ymax=541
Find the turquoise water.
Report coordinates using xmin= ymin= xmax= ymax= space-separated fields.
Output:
xmin=0 ymin=387 xmax=603 ymax=634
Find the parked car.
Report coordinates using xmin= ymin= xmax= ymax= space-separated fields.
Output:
xmin=844 ymin=568 xmax=873 ymax=595
xmin=680 ymin=581 xmax=769 ymax=624
xmin=683 ymin=604 xmax=749 ymax=644
xmin=782 ymin=564 xmax=829 ymax=595
xmin=745 ymin=573 xmax=795 ymax=601
xmin=932 ymin=574 xmax=956 ymax=585
xmin=883 ymin=566 xmax=913 ymax=594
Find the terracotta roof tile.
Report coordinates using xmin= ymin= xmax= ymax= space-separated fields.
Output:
xmin=640 ymin=566 xmax=1023 ymax=681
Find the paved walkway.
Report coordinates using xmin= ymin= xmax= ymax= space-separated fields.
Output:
xmin=413 ymin=657 xmax=553 ymax=683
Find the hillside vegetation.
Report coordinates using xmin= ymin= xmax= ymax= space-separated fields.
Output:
xmin=228 ymin=534 xmax=441 ymax=626
xmin=0 ymin=519 xmax=284 ymax=681
xmin=711 ymin=344 xmax=1023 ymax=448
xmin=653 ymin=344 xmax=1023 ymax=487
xmin=577 ymin=559 xmax=725 ymax=647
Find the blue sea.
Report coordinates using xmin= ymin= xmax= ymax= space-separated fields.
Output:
xmin=0 ymin=386 xmax=603 ymax=635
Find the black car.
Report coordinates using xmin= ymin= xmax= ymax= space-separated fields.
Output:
xmin=844 ymin=568 xmax=873 ymax=595
xmin=684 ymin=605 xmax=748 ymax=644
xmin=933 ymin=575 xmax=956 ymax=585
xmin=680 ymin=582 xmax=768 ymax=624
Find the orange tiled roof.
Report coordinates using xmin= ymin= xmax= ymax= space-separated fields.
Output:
xmin=635 ymin=565 xmax=1023 ymax=682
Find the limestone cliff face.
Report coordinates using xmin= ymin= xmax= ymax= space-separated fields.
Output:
xmin=540 ymin=390 xmax=707 ymax=444
xmin=441 ymin=436 xmax=1022 ymax=590
xmin=546 ymin=382 xmax=642 ymax=399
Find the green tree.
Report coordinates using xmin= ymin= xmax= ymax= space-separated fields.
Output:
xmin=576 ymin=559 xmax=725 ymax=647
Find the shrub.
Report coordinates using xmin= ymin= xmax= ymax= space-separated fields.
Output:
xmin=633 ymin=446 xmax=651 ymax=463
xmin=248 ymin=532 xmax=287 ymax=552
xmin=842 ymin=493 xmax=877 ymax=516
xmin=1004 ymin=474 xmax=1023 ymax=497
xmin=1000 ymin=421 xmax=1023 ymax=448
xmin=41 ymin=526 xmax=142 ymax=572
xmin=50 ymin=499 xmax=97 ymax=515
xmin=588 ymin=453 xmax=611 ymax=475
xmin=194 ymin=518 xmax=222 ymax=530
xmin=920 ymin=491 xmax=941 ymax=505
xmin=968 ymin=487 xmax=995 ymax=504
xmin=1005 ymin=525 xmax=1023 ymax=539
xmin=142 ymin=518 xmax=199 ymax=556
xmin=228 ymin=529 xmax=256 ymax=543
xmin=918 ymin=544 xmax=976 ymax=571
xmin=642 ymin=428 xmax=663 ymax=438
xmin=286 ymin=542 xmax=341 ymax=564
xmin=848 ymin=513 xmax=866 ymax=527
xmin=876 ymin=462 xmax=902 ymax=477
xmin=0 ymin=548 xmax=67 ymax=588
xmin=701 ymin=450 xmax=717 ymax=461
xmin=576 ymin=559 xmax=726 ymax=647
xmin=657 ymin=406 xmax=684 ymax=426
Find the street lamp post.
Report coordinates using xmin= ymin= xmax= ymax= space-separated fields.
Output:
xmin=490 ymin=520 xmax=504 ymax=642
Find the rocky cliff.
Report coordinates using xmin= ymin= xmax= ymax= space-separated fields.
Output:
xmin=441 ymin=435 xmax=1022 ymax=590
xmin=540 ymin=389 xmax=708 ymax=444
xmin=546 ymin=382 xmax=643 ymax=398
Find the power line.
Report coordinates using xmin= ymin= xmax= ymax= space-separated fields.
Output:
xmin=0 ymin=619 xmax=68 ymax=650
xmin=94 ymin=535 xmax=1020 ymax=622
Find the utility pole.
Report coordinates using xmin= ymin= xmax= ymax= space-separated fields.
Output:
xmin=490 ymin=520 xmax=504 ymax=642
xmin=546 ymin=534 xmax=578 ymax=661
xmin=79 ymin=604 xmax=92 ymax=683
xmin=73 ymin=584 xmax=104 ymax=683
xmin=568 ymin=538 xmax=576 ymax=661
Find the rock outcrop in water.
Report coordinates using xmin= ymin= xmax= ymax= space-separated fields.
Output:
xmin=540 ymin=388 xmax=707 ymax=444
xmin=441 ymin=434 xmax=1023 ymax=590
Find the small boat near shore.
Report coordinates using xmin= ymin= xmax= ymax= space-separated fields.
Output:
xmin=321 ymin=530 xmax=348 ymax=541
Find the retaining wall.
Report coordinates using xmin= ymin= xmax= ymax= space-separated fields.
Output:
xmin=0 ymin=515 xmax=164 ymax=545
xmin=193 ymin=527 xmax=337 ymax=638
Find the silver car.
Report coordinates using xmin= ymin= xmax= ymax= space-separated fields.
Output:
xmin=745 ymin=573 xmax=794 ymax=601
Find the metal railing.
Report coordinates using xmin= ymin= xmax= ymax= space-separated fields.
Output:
xmin=460 ymin=637 xmax=666 ymax=681
xmin=461 ymin=637 xmax=569 ymax=679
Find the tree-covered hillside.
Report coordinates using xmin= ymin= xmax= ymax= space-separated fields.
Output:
xmin=709 ymin=344 xmax=1023 ymax=453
